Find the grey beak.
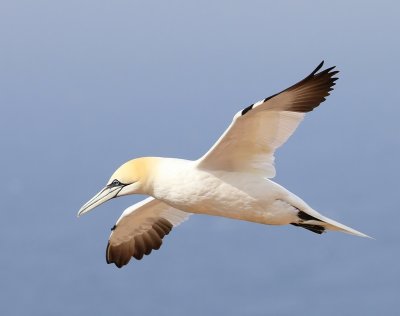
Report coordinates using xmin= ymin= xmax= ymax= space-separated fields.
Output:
xmin=77 ymin=186 xmax=122 ymax=217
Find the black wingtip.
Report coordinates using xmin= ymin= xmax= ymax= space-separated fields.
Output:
xmin=291 ymin=223 xmax=326 ymax=234
xmin=311 ymin=60 xmax=325 ymax=75
xmin=105 ymin=242 xmax=124 ymax=268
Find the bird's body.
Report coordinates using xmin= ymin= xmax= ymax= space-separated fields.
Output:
xmin=147 ymin=157 xmax=299 ymax=225
xmin=121 ymin=157 xmax=365 ymax=233
xmin=146 ymin=157 xmax=290 ymax=224
xmin=78 ymin=61 xmax=369 ymax=268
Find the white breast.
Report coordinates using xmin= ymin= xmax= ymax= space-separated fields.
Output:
xmin=149 ymin=158 xmax=295 ymax=224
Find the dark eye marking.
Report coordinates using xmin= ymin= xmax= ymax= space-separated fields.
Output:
xmin=107 ymin=179 xmax=131 ymax=188
xmin=108 ymin=179 xmax=123 ymax=188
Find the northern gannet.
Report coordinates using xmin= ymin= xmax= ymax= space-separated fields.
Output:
xmin=78 ymin=61 xmax=369 ymax=268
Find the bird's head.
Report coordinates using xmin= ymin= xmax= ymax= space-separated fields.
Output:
xmin=77 ymin=157 xmax=157 ymax=217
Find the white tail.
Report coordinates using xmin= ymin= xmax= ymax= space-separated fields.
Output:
xmin=295 ymin=207 xmax=372 ymax=238
xmin=318 ymin=214 xmax=372 ymax=238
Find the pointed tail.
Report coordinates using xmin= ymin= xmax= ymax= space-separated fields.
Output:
xmin=319 ymin=215 xmax=372 ymax=238
xmin=293 ymin=209 xmax=372 ymax=238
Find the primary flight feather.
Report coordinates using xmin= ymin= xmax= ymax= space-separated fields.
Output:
xmin=78 ymin=61 xmax=369 ymax=268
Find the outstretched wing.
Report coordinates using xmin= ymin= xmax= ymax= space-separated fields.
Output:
xmin=106 ymin=197 xmax=191 ymax=268
xmin=197 ymin=61 xmax=339 ymax=178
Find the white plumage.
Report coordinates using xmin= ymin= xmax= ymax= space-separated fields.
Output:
xmin=78 ymin=61 xmax=369 ymax=268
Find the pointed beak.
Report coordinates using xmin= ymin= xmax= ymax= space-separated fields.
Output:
xmin=77 ymin=186 xmax=123 ymax=217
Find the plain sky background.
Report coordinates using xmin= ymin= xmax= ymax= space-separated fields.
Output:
xmin=1 ymin=1 xmax=399 ymax=315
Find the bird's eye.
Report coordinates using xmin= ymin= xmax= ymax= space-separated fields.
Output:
xmin=111 ymin=179 xmax=120 ymax=186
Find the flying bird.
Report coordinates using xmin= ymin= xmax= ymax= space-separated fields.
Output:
xmin=78 ymin=61 xmax=369 ymax=268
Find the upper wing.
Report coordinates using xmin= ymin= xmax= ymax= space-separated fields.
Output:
xmin=196 ymin=61 xmax=339 ymax=178
xmin=106 ymin=197 xmax=191 ymax=268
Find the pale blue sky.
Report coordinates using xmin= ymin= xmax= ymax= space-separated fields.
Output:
xmin=1 ymin=1 xmax=399 ymax=315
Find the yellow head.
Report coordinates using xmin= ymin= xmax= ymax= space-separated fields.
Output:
xmin=77 ymin=157 xmax=159 ymax=217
